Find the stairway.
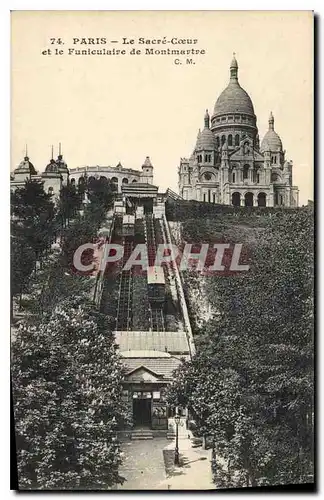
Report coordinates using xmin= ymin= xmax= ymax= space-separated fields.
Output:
xmin=130 ymin=429 xmax=154 ymax=440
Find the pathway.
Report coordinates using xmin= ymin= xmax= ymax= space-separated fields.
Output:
xmin=117 ymin=434 xmax=215 ymax=490
xmin=117 ymin=438 xmax=169 ymax=490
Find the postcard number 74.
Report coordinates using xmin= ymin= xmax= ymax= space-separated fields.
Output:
xmin=50 ymin=38 xmax=64 ymax=45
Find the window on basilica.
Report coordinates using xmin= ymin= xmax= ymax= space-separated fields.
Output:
xmin=228 ymin=134 xmax=233 ymax=146
xmin=235 ymin=134 xmax=240 ymax=146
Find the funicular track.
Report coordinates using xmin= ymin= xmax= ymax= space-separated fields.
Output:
xmin=145 ymin=214 xmax=166 ymax=332
xmin=115 ymin=237 xmax=133 ymax=331
xmin=149 ymin=307 xmax=165 ymax=332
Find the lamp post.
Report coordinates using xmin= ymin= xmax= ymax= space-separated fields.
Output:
xmin=174 ymin=411 xmax=181 ymax=465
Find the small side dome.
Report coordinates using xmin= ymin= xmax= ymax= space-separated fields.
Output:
xmin=45 ymin=159 xmax=60 ymax=173
xmin=260 ymin=112 xmax=283 ymax=152
xmin=14 ymin=155 xmax=37 ymax=175
xmin=142 ymin=156 xmax=153 ymax=168
xmin=195 ymin=110 xmax=216 ymax=150
xmin=197 ymin=128 xmax=216 ymax=150
xmin=57 ymin=156 xmax=68 ymax=172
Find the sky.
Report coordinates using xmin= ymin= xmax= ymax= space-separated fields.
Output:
xmin=11 ymin=10 xmax=313 ymax=205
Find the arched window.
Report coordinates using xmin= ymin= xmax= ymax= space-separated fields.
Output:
xmin=216 ymin=136 xmax=220 ymax=148
xmin=48 ymin=186 xmax=53 ymax=195
xmin=243 ymin=165 xmax=249 ymax=180
xmin=245 ymin=192 xmax=254 ymax=207
xmin=235 ymin=134 xmax=240 ymax=146
xmin=221 ymin=135 xmax=226 ymax=145
xmin=204 ymin=154 xmax=208 ymax=163
xmin=78 ymin=176 xmax=85 ymax=185
xmin=257 ymin=192 xmax=266 ymax=207
xmin=228 ymin=134 xmax=233 ymax=146
xmin=232 ymin=192 xmax=241 ymax=207
xmin=232 ymin=172 xmax=236 ymax=183
xmin=132 ymin=179 xmax=137 ymax=183
xmin=70 ymin=178 xmax=75 ymax=185
xmin=122 ymin=177 xmax=129 ymax=184
xmin=100 ymin=175 xmax=107 ymax=182
xmin=111 ymin=177 xmax=118 ymax=184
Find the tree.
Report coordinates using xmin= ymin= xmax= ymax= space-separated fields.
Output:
xmin=11 ymin=234 xmax=35 ymax=315
xmin=11 ymin=180 xmax=56 ymax=265
xmin=86 ymin=178 xmax=117 ymax=223
xmin=12 ymin=296 xmax=130 ymax=490
xmin=167 ymin=208 xmax=314 ymax=487
xmin=57 ymin=184 xmax=81 ymax=229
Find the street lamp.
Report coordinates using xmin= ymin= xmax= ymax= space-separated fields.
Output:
xmin=174 ymin=412 xmax=181 ymax=466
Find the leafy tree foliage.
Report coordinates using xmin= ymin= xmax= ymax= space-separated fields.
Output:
xmin=168 ymin=207 xmax=314 ymax=487
xmin=11 ymin=180 xmax=56 ymax=263
xmin=57 ymin=184 xmax=81 ymax=228
xmin=10 ymin=234 xmax=35 ymax=314
xmin=86 ymin=178 xmax=117 ymax=222
xmin=12 ymin=296 xmax=130 ymax=490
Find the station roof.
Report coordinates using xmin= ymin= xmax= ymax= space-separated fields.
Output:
xmin=122 ymin=356 xmax=182 ymax=380
xmin=114 ymin=330 xmax=190 ymax=354
xmin=122 ymin=183 xmax=159 ymax=198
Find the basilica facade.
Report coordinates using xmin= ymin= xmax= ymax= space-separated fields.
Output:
xmin=178 ymin=55 xmax=299 ymax=207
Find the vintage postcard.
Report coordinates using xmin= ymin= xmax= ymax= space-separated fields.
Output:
xmin=10 ymin=10 xmax=314 ymax=491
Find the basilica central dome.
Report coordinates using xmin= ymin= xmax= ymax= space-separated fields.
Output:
xmin=213 ymin=55 xmax=255 ymax=117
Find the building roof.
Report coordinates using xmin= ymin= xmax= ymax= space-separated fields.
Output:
xmin=121 ymin=350 xmax=171 ymax=358
xmin=56 ymin=154 xmax=68 ymax=172
xmin=214 ymin=82 xmax=254 ymax=117
xmin=196 ymin=127 xmax=216 ymax=150
xmin=114 ymin=330 xmax=190 ymax=354
xmin=260 ymin=112 xmax=283 ymax=152
xmin=122 ymin=356 xmax=182 ymax=379
xmin=44 ymin=158 xmax=60 ymax=174
xmin=213 ymin=55 xmax=255 ymax=117
xmin=14 ymin=156 xmax=37 ymax=176
xmin=142 ymin=156 xmax=153 ymax=167
xmin=261 ymin=130 xmax=283 ymax=152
